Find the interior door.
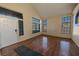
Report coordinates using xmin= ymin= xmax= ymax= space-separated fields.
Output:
xmin=0 ymin=17 xmax=18 ymax=48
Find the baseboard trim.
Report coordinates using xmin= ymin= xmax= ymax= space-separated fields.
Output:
xmin=72 ymin=39 xmax=79 ymax=47
xmin=0 ymin=34 xmax=72 ymax=49
xmin=0 ymin=34 xmax=42 ymax=49
xmin=42 ymin=34 xmax=71 ymax=39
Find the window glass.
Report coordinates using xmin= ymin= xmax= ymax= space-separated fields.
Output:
xmin=62 ymin=16 xmax=71 ymax=34
xmin=32 ymin=17 xmax=40 ymax=33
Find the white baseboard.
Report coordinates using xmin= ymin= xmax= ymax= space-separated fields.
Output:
xmin=72 ymin=39 xmax=79 ymax=47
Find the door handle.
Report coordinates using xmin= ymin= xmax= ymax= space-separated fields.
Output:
xmin=15 ymin=29 xmax=17 ymax=32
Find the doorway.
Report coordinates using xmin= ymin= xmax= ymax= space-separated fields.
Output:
xmin=0 ymin=16 xmax=18 ymax=48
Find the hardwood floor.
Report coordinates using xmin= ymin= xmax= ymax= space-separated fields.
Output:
xmin=1 ymin=35 xmax=79 ymax=56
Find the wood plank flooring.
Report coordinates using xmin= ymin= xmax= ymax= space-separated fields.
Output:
xmin=1 ymin=35 xmax=79 ymax=56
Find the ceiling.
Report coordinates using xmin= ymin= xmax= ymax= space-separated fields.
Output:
xmin=32 ymin=3 xmax=77 ymax=17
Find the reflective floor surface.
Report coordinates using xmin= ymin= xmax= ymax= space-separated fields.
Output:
xmin=1 ymin=35 xmax=79 ymax=56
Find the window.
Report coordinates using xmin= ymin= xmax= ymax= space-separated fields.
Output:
xmin=42 ymin=19 xmax=48 ymax=32
xmin=18 ymin=20 xmax=24 ymax=36
xmin=62 ymin=16 xmax=71 ymax=34
xmin=32 ymin=17 xmax=40 ymax=33
xmin=75 ymin=11 xmax=79 ymax=24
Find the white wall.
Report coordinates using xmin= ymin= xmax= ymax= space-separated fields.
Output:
xmin=72 ymin=4 xmax=79 ymax=47
xmin=43 ymin=14 xmax=72 ymax=38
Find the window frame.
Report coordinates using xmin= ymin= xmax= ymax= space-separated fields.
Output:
xmin=42 ymin=19 xmax=48 ymax=32
xmin=32 ymin=17 xmax=40 ymax=34
xmin=61 ymin=16 xmax=71 ymax=34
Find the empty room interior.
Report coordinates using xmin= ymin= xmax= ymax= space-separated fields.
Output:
xmin=0 ymin=3 xmax=79 ymax=56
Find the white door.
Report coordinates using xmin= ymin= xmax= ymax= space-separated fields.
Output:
xmin=0 ymin=17 xmax=18 ymax=48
